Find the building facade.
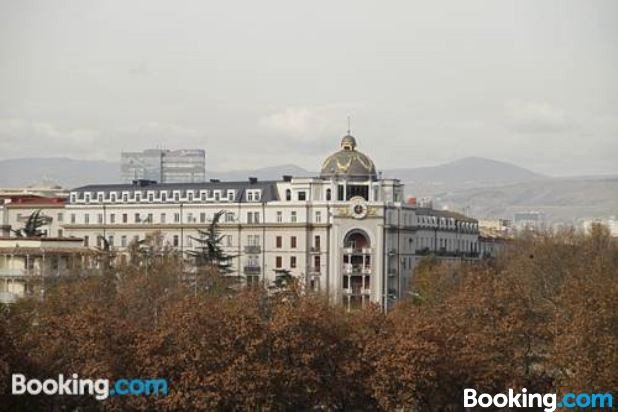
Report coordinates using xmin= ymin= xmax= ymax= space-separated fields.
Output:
xmin=121 ymin=149 xmax=206 ymax=183
xmin=65 ymin=135 xmax=479 ymax=310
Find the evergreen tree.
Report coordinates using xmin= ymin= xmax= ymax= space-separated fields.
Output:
xmin=186 ymin=210 xmax=235 ymax=274
xmin=12 ymin=209 xmax=48 ymax=237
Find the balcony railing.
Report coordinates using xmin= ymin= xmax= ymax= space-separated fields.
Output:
xmin=309 ymin=267 xmax=321 ymax=275
xmin=244 ymin=245 xmax=261 ymax=254
xmin=0 ymin=291 xmax=18 ymax=304
xmin=343 ymin=286 xmax=371 ymax=295
xmin=0 ymin=268 xmax=26 ymax=277
xmin=342 ymin=247 xmax=373 ymax=255
xmin=310 ymin=246 xmax=320 ymax=253
xmin=343 ymin=264 xmax=372 ymax=274
xmin=243 ymin=265 xmax=261 ymax=274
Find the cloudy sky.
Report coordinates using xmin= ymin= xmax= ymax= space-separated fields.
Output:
xmin=0 ymin=0 xmax=616 ymax=176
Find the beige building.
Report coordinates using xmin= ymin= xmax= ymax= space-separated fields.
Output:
xmin=62 ymin=134 xmax=480 ymax=310
xmin=0 ymin=237 xmax=94 ymax=304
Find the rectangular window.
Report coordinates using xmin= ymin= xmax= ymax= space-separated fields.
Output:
xmin=226 ymin=235 xmax=233 ymax=247
xmin=247 ymin=212 xmax=253 ymax=224
xmin=291 ymin=211 xmax=297 ymax=223
xmin=290 ymin=256 xmax=297 ymax=268
xmin=225 ymin=212 xmax=234 ymax=222
xmin=83 ymin=235 xmax=89 ymax=247
xmin=110 ymin=214 xmax=115 ymax=224
xmin=254 ymin=212 xmax=260 ymax=223
xmin=315 ymin=211 xmax=321 ymax=223
xmin=173 ymin=235 xmax=179 ymax=247
xmin=276 ymin=211 xmax=282 ymax=223
xmin=57 ymin=229 xmax=63 ymax=238
xmin=121 ymin=235 xmax=127 ymax=247
xmin=298 ymin=191 xmax=306 ymax=201
xmin=276 ymin=256 xmax=282 ymax=269
xmin=135 ymin=213 xmax=140 ymax=223
xmin=57 ymin=213 xmax=63 ymax=222
xmin=71 ymin=214 xmax=76 ymax=224
xmin=314 ymin=235 xmax=321 ymax=250
xmin=276 ymin=236 xmax=282 ymax=248
xmin=160 ymin=213 xmax=166 ymax=224
xmin=84 ymin=214 xmax=90 ymax=224
xmin=290 ymin=236 xmax=297 ymax=249
xmin=98 ymin=214 xmax=103 ymax=224
xmin=108 ymin=235 xmax=114 ymax=247
xmin=122 ymin=213 xmax=128 ymax=223
xmin=147 ymin=213 xmax=153 ymax=223
xmin=200 ymin=212 xmax=206 ymax=223
xmin=174 ymin=213 xmax=180 ymax=223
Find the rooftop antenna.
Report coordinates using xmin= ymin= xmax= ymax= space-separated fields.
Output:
xmin=347 ymin=115 xmax=351 ymax=135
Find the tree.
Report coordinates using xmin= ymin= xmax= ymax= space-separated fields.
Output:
xmin=186 ymin=210 xmax=235 ymax=274
xmin=12 ymin=210 xmax=48 ymax=237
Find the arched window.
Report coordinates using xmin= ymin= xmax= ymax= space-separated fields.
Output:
xmin=326 ymin=188 xmax=331 ymax=201
xmin=285 ymin=189 xmax=292 ymax=201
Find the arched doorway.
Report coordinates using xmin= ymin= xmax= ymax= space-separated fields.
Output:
xmin=342 ymin=229 xmax=372 ymax=310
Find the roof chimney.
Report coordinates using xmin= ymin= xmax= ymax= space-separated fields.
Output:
xmin=282 ymin=175 xmax=292 ymax=182
xmin=249 ymin=177 xmax=258 ymax=184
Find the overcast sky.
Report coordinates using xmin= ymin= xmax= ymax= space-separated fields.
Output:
xmin=0 ymin=0 xmax=616 ymax=176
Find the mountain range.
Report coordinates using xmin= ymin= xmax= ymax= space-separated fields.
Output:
xmin=1 ymin=156 xmax=616 ymax=223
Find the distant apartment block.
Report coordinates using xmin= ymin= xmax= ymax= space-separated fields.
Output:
xmin=121 ymin=149 xmax=206 ymax=183
xmin=513 ymin=211 xmax=546 ymax=230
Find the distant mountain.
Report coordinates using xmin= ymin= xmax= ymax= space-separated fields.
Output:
xmin=384 ymin=157 xmax=544 ymax=196
xmin=433 ymin=176 xmax=618 ymax=222
xmin=207 ymin=164 xmax=312 ymax=182
xmin=1 ymin=156 xmax=615 ymax=223
xmin=0 ymin=157 xmax=120 ymax=188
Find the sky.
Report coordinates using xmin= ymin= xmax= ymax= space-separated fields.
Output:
xmin=0 ymin=0 xmax=616 ymax=176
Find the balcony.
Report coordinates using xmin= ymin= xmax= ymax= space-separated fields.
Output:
xmin=0 ymin=291 xmax=18 ymax=304
xmin=343 ymin=286 xmax=371 ymax=295
xmin=0 ymin=268 xmax=27 ymax=277
xmin=343 ymin=264 xmax=372 ymax=274
xmin=310 ymin=246 xmax=321 ymax=253
xmin=309 ymin=267 xmax=321 ymax=276
xmin=244 ymin=245 xmax=261 ymax=254
xmin=243 ymin=265 xmax=261 ymax=274
xmin=342 ymin=247 xmax=372 ymax=255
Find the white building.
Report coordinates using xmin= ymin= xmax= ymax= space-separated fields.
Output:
xmin=63 ymin=134 xmax=480 ymax=310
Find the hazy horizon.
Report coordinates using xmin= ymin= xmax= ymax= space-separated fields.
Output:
xmin=1 ymin=0 xmax=616 ymax=176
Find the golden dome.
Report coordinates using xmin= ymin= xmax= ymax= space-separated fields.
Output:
xmin=320 ymin=134 xmax=377 ymax=180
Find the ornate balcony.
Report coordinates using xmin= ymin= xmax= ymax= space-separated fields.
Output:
xmin=243 ymin=265 xmax=261 ymax=274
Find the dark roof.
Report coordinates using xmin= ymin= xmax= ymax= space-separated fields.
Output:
xmin=415 ymin=208 xmax=478 ymax=223
xmin=70 ymin=181 xmax=280 ymax=203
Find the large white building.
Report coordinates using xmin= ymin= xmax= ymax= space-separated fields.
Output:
xmin=62 ymin=134 xmax=480 ymax=310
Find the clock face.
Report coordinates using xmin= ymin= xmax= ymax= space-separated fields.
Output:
xmin=351 ymin=202 xmax=368 ymax=219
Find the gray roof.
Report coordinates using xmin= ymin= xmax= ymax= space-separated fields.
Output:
xmin=70 ymin=180 xmax=280 ymax=203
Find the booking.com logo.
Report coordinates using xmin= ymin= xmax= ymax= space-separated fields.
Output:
xmin=12 ymin=373 xmax=168 ymax=400
xmin=464 ymin=388 xmax=614 ymax=411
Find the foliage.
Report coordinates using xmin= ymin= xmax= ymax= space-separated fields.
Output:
xmin=0 ymin=229 xmax=615 ymax=410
